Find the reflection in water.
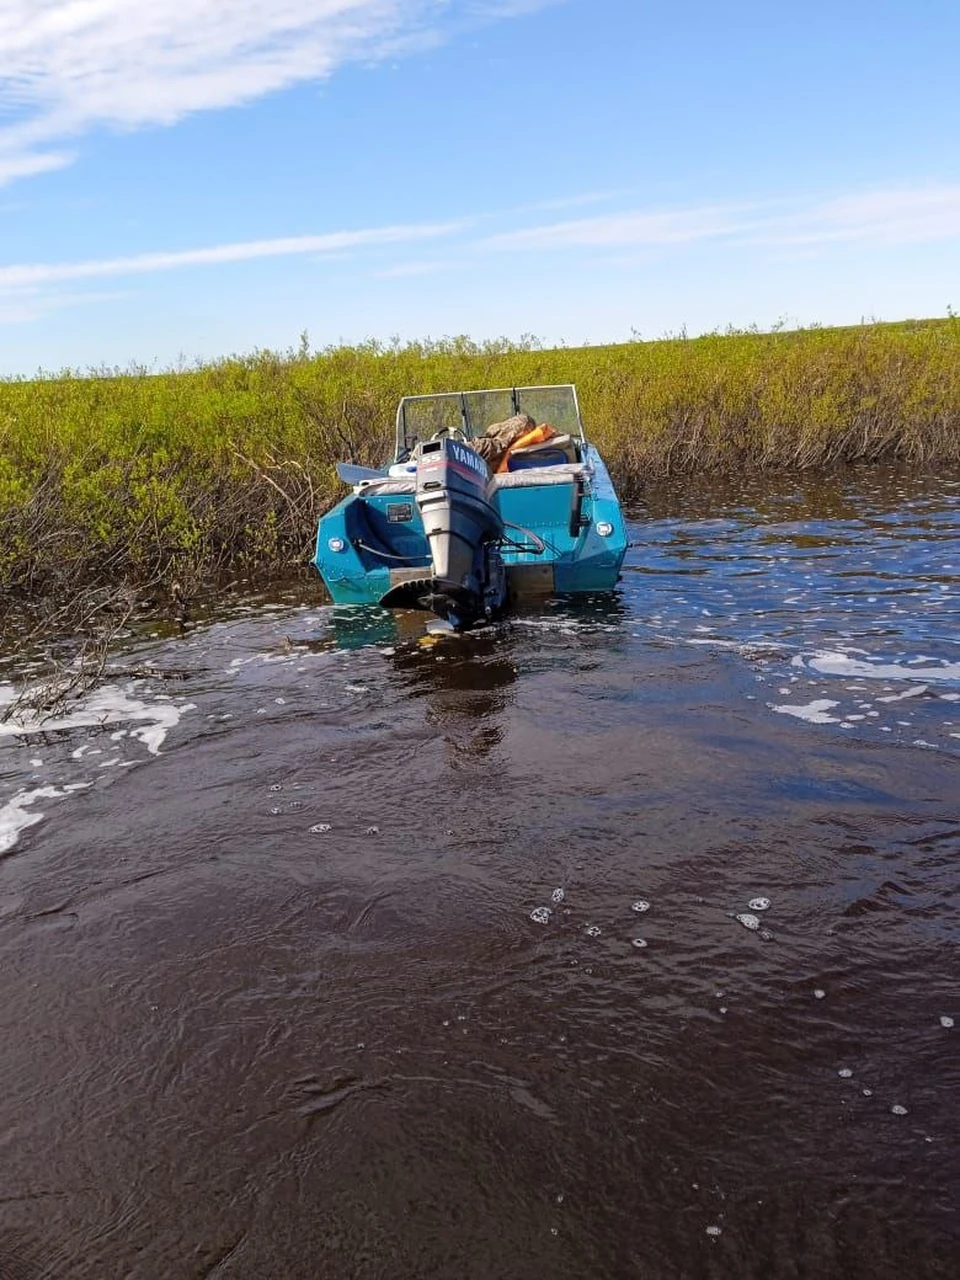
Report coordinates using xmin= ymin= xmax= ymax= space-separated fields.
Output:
xmin=391 ymin=627 xmax=518 ymax=762
xmin=0 ymin=465 xmax=958 ymax=1278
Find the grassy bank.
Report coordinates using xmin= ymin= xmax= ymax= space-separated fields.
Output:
xmin=2 ymin=318 xmax=960 ymax=629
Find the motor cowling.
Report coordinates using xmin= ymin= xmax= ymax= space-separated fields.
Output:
xmin=415 ymin=436 xmax=505 ymax=625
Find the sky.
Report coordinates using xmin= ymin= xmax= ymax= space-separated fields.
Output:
xmin=1 ymin=0 xmax=959 ymax=374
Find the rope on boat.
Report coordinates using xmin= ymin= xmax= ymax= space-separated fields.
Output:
xmin=353 ymin=539 xmax=423 ymax=563
xmin=500 ymin=521 xmax=547 ymax=556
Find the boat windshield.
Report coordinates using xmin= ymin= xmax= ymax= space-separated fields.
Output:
xmin=396 ymin=384 xmax=584 ymax=459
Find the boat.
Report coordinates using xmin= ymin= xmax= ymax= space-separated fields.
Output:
xmin=313 ymin=384 xmax=627 ymax=630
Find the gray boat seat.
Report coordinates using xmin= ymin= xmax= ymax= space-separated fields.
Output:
xmin=492 ymin=462 xmax=588 ymax=490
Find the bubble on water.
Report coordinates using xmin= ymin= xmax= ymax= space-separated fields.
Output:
xmin=551 ymin=887 xmax=565 ymax=903
xmin=631 ymin=899 xmax=650 ymax=913
xmin=530 ymin=907 xmax=552 ymax=925
xmin=838 ymin=1068 xmax=853 ymax=1078
xmin=940 ymin=1015 xmax=954 ymax=1028
xmin=748 ymin=897 xmax=771 ymax=912
xmin=706 ymin=1225 xmax=722 ymax=1237
xmin=759 ymin=928 xmax=774 ymax=941
xmin=585 ymin=925 xmax=601 ymax=937
xmin=269 ymin=783 xmax=283 ymax=792
xmin=814 ymin=988 xmax=826 ymax=999
xmin=891 ymin=1104 xmax=908 ymax=1116
xmin=862 ymin=1089 xmax=873 ymax=1097
xmin=310 ymin=823 xmax=331 ymax=834
xmin=735 ymin=913 xmax=761 ymax=931
xmin=269 ymin=806 xmax=283 ymax=815
xmin=365 ymin=825 xmax=380 ymax=836
xmin=632 ymin=938 xmax=648 ymax=949
xmin=274 ymin=698 xmax=286 ymax=705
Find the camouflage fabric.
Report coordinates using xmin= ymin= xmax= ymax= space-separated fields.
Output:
xmin=471 ymin=413 xmax=538 ymax=471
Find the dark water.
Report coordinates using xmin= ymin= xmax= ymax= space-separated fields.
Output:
xmin=1 ymin=465 xmax=958 ymax=1279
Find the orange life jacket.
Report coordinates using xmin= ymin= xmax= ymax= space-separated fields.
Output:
xmin=496 ymin=423 xmax=557 ymax=473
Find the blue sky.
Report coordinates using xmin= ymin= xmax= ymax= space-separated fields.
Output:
xmin=1 ymin=0 xmax=959 ymax=374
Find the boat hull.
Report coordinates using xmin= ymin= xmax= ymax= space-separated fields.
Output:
xmin=314 ymin=443 xmax=627 ymax=612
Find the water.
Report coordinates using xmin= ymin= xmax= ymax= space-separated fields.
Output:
xmin=0 ymin=465 xmax=958 ymax=1278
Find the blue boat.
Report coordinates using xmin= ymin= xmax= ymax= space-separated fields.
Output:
xmin=314 ymin=384 xmax=627 ymax=629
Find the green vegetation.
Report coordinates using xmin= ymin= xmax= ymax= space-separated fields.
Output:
xmin=2 ymin=318 xmax=959 ymax=628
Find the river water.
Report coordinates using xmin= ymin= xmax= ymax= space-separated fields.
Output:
xmin=0 ymin=465 xmax=957 ymax=1279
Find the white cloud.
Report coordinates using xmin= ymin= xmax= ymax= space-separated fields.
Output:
xmin=6 ymin=183 xmax=960 ymax=325
xmin=483 ymin=204 xmax=757 ymax=250
xmin=0 ymin=1 xmax=557 ymax=186
xmin=481 ymin=186 xmax=960 ymax=253
xmin=754 ymin=187 xmax=960 ymax=247
xmin=374 ymin=258 xmax=461 ymax=277
xmin=0 ymin=218 xmax=465 ymax=291
xmin=0 ymin=285 xmax=128 ymax=325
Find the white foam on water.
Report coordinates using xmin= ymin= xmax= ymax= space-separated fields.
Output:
xmin=769 ymin=698 xmax=840 ymax=724
xmin=530 ymin=907 xmax=552 ymax=925
xmin=940 ymin=1015 xmax=954 ymax=1029
xmin=1 ymin=783 xmax=92 ymax=855
xmin=736 ymin=912 xmax=761 ymax=931
xmin=876 ymin=686 xmax=928 ymax=703
xmin=631 ymin=899 xmax=650 ymax=913
xmin=0 ymin=686 xmax=194 ymax=756
xmin=808 ymin=653 xmax=960 ymax=683
xmin=748 ymin=897 xmax=771 ymax=912
xmin=551 ymin=887 xmax=565 ymax=904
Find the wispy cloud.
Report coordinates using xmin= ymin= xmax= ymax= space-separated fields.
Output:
xmin=753 ymin=187 xmax=960 ymax=247
xmin=0 ymin=218 xmax=465 ymax=290
xmin=0 ymin=285 xmax=129 ymax=325
xmin=480 ymin=186 xmax=960 ymax=253
xmin=0 ymin=1 xmax=558 ymax=187
xmin=374 ymin=258 xmax=461 ymax=278
xmin=483 ymin=203 xmax=757 ymax=250
xmin=5 ymin=183 xmax=960 ymax=320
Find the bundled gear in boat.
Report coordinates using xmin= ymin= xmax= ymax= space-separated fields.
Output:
xmin=471 ymin=413 xmax=538 ymax=471
xmin=495 ymin=423 xmax=558 ymax=473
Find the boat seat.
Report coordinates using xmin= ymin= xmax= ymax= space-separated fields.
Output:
xmin=492 ymin=462 xmax=588 ymax=490
xmin=505 ymin=433 xmax=579 ymax=470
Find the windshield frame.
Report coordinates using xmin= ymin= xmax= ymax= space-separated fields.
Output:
xmin=394 ymin=384 xmax=585 ymax=460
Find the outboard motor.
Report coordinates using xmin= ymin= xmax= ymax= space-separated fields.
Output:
xmin=380 ymin=435 xmax=506 ymax=628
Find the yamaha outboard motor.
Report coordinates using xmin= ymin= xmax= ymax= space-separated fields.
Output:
xmin=380 ymin=435 xmax=506 ymax=628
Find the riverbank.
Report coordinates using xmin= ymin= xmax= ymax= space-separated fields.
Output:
xmin=2 ymin=318 xmax=959 ymax=640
